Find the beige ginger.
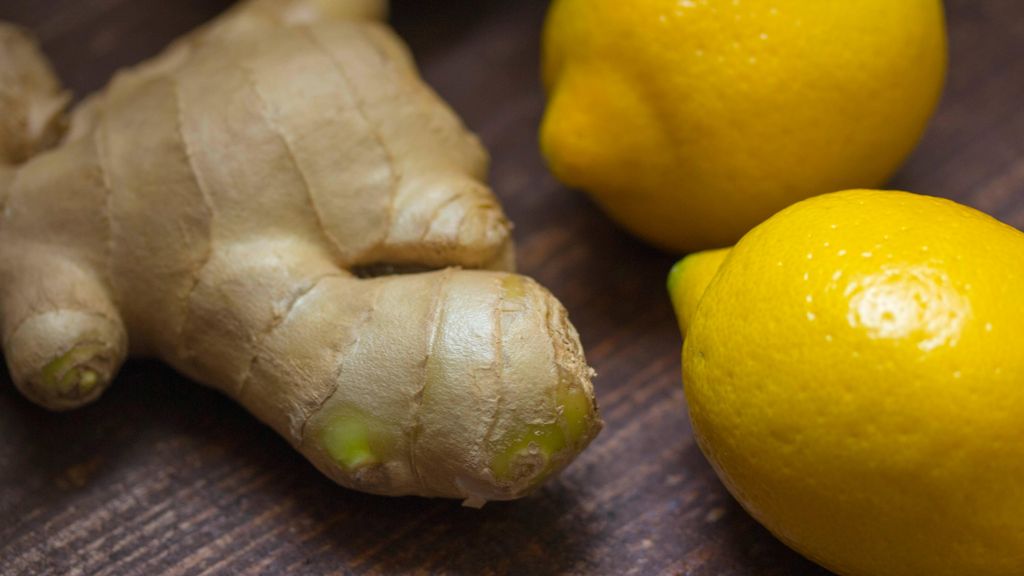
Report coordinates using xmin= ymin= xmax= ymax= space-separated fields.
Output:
xmin=0 ymin=0 xmax=600 ymax=505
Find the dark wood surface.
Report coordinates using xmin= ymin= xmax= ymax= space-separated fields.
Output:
xmin=1 ymin=1 xmax=1022 ymax=574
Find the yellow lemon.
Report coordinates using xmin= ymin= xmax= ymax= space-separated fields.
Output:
xmin=670 ymin=189 xmax=1024 ymax=576
xmin=667 ymin=247 xmax=729 ymax=334
xmin=542 ymin=0 xmax=947 ymax=252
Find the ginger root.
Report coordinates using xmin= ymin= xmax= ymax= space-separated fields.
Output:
xmin=0 ymin=23 xmax=68 ymax=165
xmin=0 ymin=0 xmax=601 ymax=504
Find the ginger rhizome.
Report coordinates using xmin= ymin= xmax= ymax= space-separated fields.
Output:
xmin=0 ymin=0 xmax=601 ymax=504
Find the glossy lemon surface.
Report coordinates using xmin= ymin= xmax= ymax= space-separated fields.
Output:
xmin=673 ymin=190 xmax=1024 ymax=576
xmin=542 ymin=0 xmax=947 ymax=252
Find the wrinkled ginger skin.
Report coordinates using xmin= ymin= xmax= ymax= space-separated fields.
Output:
xmin=0 ymin=0 xmax=601 ymax=503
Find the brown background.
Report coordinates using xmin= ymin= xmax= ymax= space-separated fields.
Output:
xmin=1 ymin=1 xmax=1022 ymax=574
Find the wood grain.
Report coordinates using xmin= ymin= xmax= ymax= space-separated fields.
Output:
xmin=0 ymin=1 xmax=1022 ymax=574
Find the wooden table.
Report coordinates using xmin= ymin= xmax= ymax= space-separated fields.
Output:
xmin=1 ymin=1 xmax=1021 ymax=574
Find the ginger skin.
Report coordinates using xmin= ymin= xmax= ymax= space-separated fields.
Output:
xmin=0 ymin=0 xmax=601 ymax=503
xmin=0 ymin=23 xmax=69 ymax=165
